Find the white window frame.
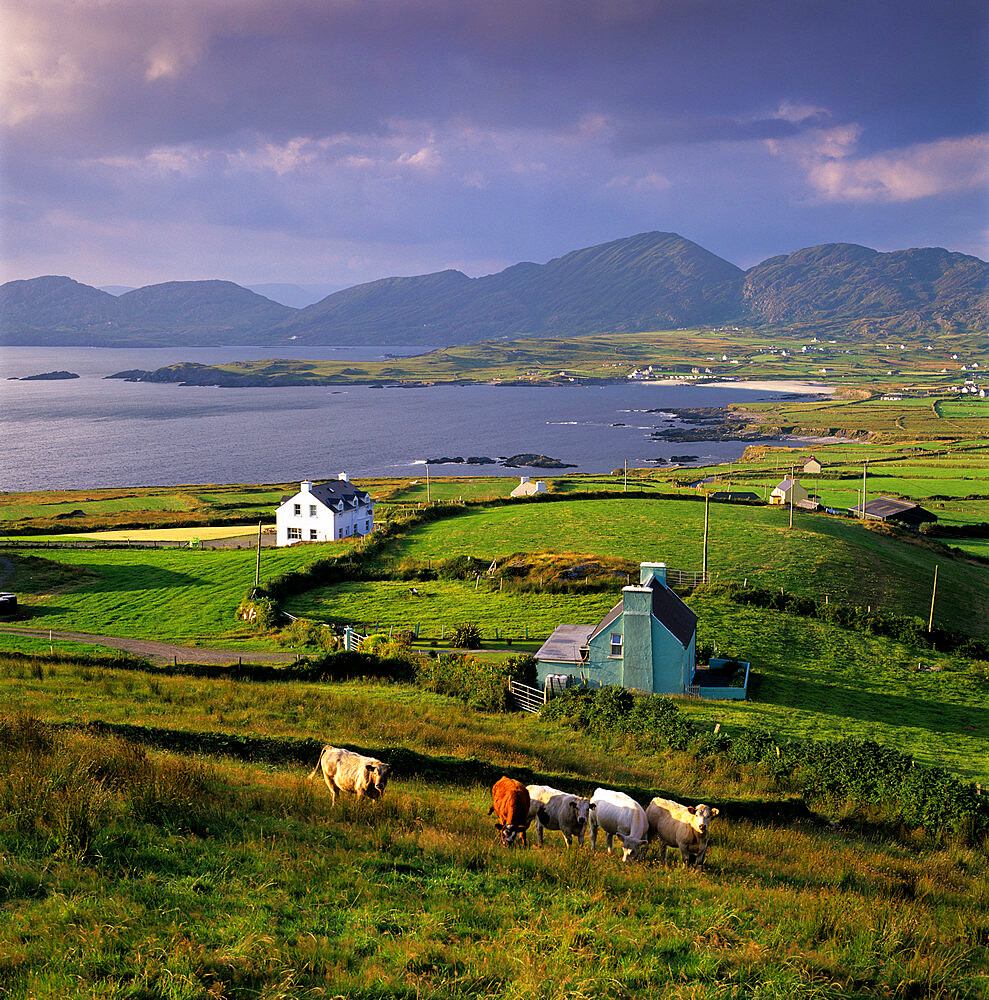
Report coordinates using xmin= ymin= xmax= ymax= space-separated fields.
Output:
xmin=293 ymin=504 xmax=301 ymax=515
xmin=610 ymin=633 xmax=623 ymax=656
xmin=287 ymin=527 xmax=302 ymax=540
xmin=309 ymin=504 xmax=317 ymax=517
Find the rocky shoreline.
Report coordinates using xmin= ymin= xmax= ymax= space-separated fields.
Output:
xmin=425 ymin=453 xmax=577 ymax=469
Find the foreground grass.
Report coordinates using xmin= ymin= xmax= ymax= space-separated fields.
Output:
xmin=1 ymin=705 xmax=987 ymax=1000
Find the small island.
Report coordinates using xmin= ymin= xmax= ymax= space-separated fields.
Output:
xmin=15 ymin=371 xmax=80 ymax=381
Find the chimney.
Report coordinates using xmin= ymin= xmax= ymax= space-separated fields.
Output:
xmin=338 ymin=472 xmax=349 ymax=482
xmin=519 ymin=476 xmax=530 ymax=485
xmin=620 ymin=586 xmax=653 ymax=691
xmin=639 ymin=562 xmax=667 ymax=587
xmin=301 ymin=480 xmax=312 ymax=493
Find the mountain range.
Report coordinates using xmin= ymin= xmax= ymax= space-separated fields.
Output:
xmin=2 ymin=233 xmax=986 ymax=347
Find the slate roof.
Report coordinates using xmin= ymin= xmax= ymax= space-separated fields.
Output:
xmin=650 ymin=582 xmax=698 ymax=647
xmin=536 ymin=624 xmax=596 ymax=664
xmin=848 ymin=496 xmax=936 ymax=521
xmin=774 ymin=477 xmax=798 ymax=491
xmin=280 ymin=481 xmax=372 ymax=511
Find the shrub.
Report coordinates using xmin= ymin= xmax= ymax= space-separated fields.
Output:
xmin=416 ymin=653 xmax=511 ymax=712
xmin=236 ymin=595 xmax=279 ymax=631
xmin=504 ymin=653 xmax=538 ymax=687
xmin=450 ymin=622 xmax=482 ymax=649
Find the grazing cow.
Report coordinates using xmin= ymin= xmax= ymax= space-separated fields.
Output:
xmin=646 ymin=796 xmax=720 ymax=866
xmin=308 ymin=746 xmax=390 ymax=805
xmin=488 ymin=776 xmax=531 ymax=847
xmin=526 ymin=784 xmax=594 ymax=847
xmin=588 ymin=788 xmax=649 ymax=862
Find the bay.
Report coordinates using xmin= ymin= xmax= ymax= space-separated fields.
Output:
xmin=1 ymin=346 xmax=796 ymax=490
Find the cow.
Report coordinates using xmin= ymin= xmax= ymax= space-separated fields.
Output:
xmin=588 ymin=788 xmax=649 ymax=862
xmin=488 ymin=776 xmax=531 ymax=847
xmin=526 ymin=784 xmax=594 ymax=847
xmin=646 ymin=796 xmax=720 ymax=867
xmin=308 ymin=746 xmax=390 ymax=805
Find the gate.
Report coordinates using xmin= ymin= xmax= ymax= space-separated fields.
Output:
xmin=508 ymin=679 xmax=546 ymax=714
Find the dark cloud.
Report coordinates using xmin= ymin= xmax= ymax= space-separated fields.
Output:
xmin=3 ymin=0 xmax=986 ymax=284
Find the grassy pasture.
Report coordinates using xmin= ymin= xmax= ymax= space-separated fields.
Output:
xmin=282 ymin=581 xmax=988 ymax=782
xmin=0 ymin=545 xmax=339 ymax=646
xmin=1 ymin=678 xmax=987 ymax=1000
xmin=378 ymin=498 xmax=988 ymax=637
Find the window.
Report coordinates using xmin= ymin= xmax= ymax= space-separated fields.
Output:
xmin=309 ymin=529 xmax=318 ymax=540
xmin=610 ymin=633 xmax=623 ymax=656
xmin=287 ymin=527 xmax=302 ymax=540
xmin=293 ymin=504 xmax=301 ymax=516
xmin=309 ymin=505 xmax=317 ymax=517
xmin=365 ymin=520 xmax=370 ymax=531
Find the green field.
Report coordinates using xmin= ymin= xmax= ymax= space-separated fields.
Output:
xmin=1 ymin=664 xmax=986 ymax=999
xmin=374 ymin=498 xmax=987 ymax=638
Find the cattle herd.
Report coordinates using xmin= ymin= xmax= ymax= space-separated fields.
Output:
xmin=309 ymin=747 xmax=719 ymax=866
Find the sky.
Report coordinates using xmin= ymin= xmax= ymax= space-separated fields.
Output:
xmin=3 ymin=0 xmax=987 ymax=291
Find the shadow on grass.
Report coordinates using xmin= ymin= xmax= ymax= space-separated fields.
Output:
xmin=754 ymin=671 xmax=985 ymax=740
xmin=62 ymin=563 xmax=207 ymax=592
xmin=66 ymin=719 xmax=817 ymax=832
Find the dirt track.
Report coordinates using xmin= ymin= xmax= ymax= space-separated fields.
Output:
xmin=0 ymin=625 xmax=301 ymax=665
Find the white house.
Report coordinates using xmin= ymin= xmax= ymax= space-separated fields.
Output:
xmin=769 ymin=477 xmax=809 ymax=506
xmin=510 ymin=476 xmax=548 ymax=498
xmin=275 ymin=475 xmax=374 ymax=546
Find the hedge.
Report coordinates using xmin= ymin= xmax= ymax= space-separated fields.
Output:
xmin=543 ymin=687 xmax=989 ymax=845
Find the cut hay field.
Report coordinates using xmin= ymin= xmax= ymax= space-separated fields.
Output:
xmin=1 ymin=669 xmax=986 ymax=1000
xmin=380 ymin=498 xmax=988 ymax=638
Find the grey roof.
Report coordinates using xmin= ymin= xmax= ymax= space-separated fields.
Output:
xmin=282 ymin=481 xmax=372 ymax=511
xmin=774 ymin=477 xmax=798 ymax=491
xmin=536 ymin=624 xmax=596 ymax=664
xmin=588 ymin=601 xmax=623 ymax=643
xmin=650 ymin=583 xmax=698 ymax=647
xmin=848 ymin=496 xmax=936 ymax=521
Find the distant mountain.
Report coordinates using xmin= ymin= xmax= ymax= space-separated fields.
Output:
xmin=742 ymin=244 xmax=989 ymax=333
xmin=100 ymin=285 xmax=136 ymax=296
xmin=0 ymin=277 xmax=293 ymax=346
xmin=275 ymin=232 xmax=745 ymax=344
xmin=2 ymin=233 xmax=985 ymax=346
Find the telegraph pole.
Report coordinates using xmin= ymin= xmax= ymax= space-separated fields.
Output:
xmin=255 ymin=521 xmax=262 ymax=589
xmin=426 ymin=464 xmax=430 ymax=503
xmin=624 ymin=458 xmax=627 ymax=493
xmin=928 ymin=565 xmax=938 ymax=633
xmin=861 ymin=460 xmax=868 ymax=519
xmin=702 ymin=493 xmax=709 ymax=582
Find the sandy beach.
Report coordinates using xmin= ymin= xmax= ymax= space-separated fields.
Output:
xmin=629 ymin=378 xmax=833 ymax=395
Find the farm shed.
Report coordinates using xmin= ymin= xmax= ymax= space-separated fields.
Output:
xmin=847 ymin=496 xmax=938 ymax=529
xmin=803 ymin=455 xmax=823 ymax=475
xmin=275 ymin=474 xmax=375 ymax=546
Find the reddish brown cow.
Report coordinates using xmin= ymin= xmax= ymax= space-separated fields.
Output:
xmin=488 ymin=776 xmax=531 ymax=847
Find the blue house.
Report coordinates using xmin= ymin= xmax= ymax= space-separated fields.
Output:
xmin=536 ymin=561 xmax=748 ymax=700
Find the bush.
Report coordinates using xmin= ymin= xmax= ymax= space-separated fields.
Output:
xmin=236 ymin=596 xmax=279 ymax=631
xmin=504 ymin=653 xmax=538 ymax=687
xmin=416 ymin=653 xmax=511 ymax=712
xmin=450 ymin=622 xmax=482 ymax=649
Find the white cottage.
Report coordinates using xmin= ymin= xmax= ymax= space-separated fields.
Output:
xmin=275 ymin=475 xmax=374 ymax=546
xmin=510 ymin=476 xmax=548 ymax=498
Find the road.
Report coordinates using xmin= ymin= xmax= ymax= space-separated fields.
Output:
xmin=0 ymin=625 xmax=301 ymax=665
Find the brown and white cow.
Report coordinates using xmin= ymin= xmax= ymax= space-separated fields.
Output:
xmin=488 ymin=776 xmax=531 ymax=847
xmin=646 ymin=796 xmax=720 ymax=866
xmin=308 ymin=746 xmax=390 ymax=805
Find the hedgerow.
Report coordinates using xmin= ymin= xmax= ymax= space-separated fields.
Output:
xmin=543 ymin=686 xmax=989 ymax=845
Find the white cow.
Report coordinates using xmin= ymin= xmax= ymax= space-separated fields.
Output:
xmin=588 ymin=788 xmax=649 ymax=862
xmin=646 ymin=796 xmax=719 ymax=866
xmin=308 ymin=746 xmax=390 ymax=805
xmin=526 ymin=784 xmax=594 ymax=847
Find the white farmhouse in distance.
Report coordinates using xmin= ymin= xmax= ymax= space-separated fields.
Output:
xmin=275 ymin=474 xmax=374 ymax=546
xmin=510 ymin=476 xmax=547 ymax=497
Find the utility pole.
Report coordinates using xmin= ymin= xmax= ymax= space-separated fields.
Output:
xmin=255 ymin=521 xmax=262 ymax=589
xmin=928 ymin=564 xmax=938 ymax=633
xmin=789 ymin=473 xmax=794 ymax=529
xmin=702 ymin=493 xmax=709 ymax=582
xmin=624 ymin=458 xmax=627 ymax=493
xmin=426 ymin=464 xmax=430 ymax=504
xmin=861 ymin=460 xmax=868 ymax=519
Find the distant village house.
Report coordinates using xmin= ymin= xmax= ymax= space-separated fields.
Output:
xmin=510 ymin=476 xmax=547 ymax=497
xmin=802 ymin=455 xmax=822 ymax=475
xmin=275 ymin=474 xmax=374 ymax=546
xmin=769 ymin=477 xmax=808 ymax=506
